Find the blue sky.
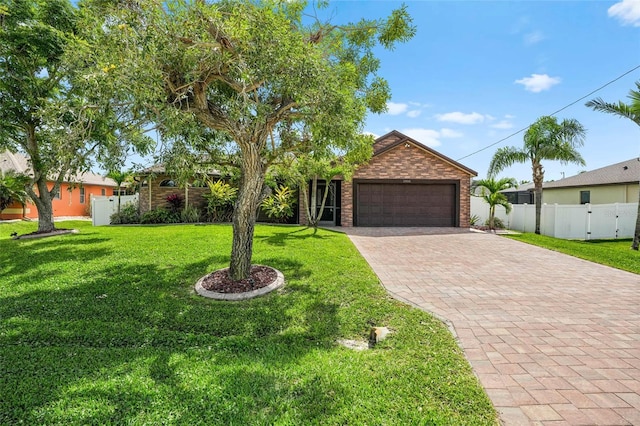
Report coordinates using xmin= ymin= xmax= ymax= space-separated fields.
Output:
xmin=324 ymin=0 xmax=640 ymax=182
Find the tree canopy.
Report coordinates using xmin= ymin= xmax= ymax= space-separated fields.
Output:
xmin=0 ymin=0 xmax=151 ymax=232
xmin=79 ymin=0 xmax=415 ymax=279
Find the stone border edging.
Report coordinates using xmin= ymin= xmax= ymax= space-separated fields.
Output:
xmin=13 ymin=229 xmax=79 ymax=240
xmin=194 ymin=265 xmax=285 ymax=301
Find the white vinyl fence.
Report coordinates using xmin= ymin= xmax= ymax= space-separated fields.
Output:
xmin=91 ymin=194 xmax=138 ymax=226
xmin=471 ymin=197 xmax=638 ymax=240
xmin=470 ymin=196 xmax=511 ymax=228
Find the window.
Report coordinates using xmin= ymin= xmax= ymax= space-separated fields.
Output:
xmin=159 ymin=179 xmax=176 ymax=187
xmin=55 ymin=191 xmax=61 ymax=200
xmin=580 ymin=190 xmax=590 ymax=204
xmin=80 ymin=187 xmax=85 ymax=204
xmin=101 ymin=188 xmax=106 ymax=196
xmin=141 ymin=179 xmax=148 ymax=187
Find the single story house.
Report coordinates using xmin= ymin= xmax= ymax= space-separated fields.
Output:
xmin=502 ymin=158 xmax=640 ymax=205
xmin=136 ymin=164 xmax=217 ymax=215
xmin=0 ymin=151 xmax=118 ymax=220
xmin=136 ymin=130 xmax=477 ymax=227
xmin=300 ymin=130 xmax=477 ymax=227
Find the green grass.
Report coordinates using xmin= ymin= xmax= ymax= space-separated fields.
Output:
xmin=504 ymin=233 xmax=640 ymax=274
xmin=0 ymin=221 xmax=497 ymax=425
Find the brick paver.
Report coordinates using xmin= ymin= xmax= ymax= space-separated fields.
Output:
xmin=345 ymin=228 xmax=640 ymax=425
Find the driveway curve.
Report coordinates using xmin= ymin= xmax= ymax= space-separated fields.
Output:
xmin=345 ymin=228 xmax=640 ymax=425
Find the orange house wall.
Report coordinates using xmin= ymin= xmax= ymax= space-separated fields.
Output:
xmin=0 ymin=182 xmax=116 ymax=220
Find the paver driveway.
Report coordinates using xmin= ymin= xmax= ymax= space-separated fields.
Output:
xmin=345 ymin=228 xmax=640 ymax=425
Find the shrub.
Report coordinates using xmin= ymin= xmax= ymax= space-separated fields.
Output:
xmin=469 ymin=214 xmax=480 ymax=226
xmin=110 ymin=202 xmax=140 ymax=224
xmin=485 ymin=216 xmax=505 ymax=229
xmin=181 ymin=205 xmax=201 ymax=223
xmin=166 ymin=193 xmax=184 ymax=212
xmin=204 ymin=180 xmax=237 ymax=222
xmin=261 ymin=185 xmax=296 ymax=223
xmin=140 ymin=208 xmax=180 ymax=224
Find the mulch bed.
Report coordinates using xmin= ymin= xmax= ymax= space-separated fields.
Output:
xmin=200 ymin=265 xmax=277 ymax=294
xmin=13 ymin=228 xmax=77 ymax=240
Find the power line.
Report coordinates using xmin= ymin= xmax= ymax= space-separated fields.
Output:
xmin=456 ymin=64 xmax=640 ymax=161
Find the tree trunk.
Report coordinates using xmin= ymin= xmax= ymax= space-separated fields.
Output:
xmin=489 ymin=205 xmax=495 ymax=230
xmin=533 ymin=163 xmax=543 ymax=235
xmin=306 ymin=176 xmax=331 ymax=228
xmin=229 ymin=143 xmax=266 ymax=281
xmin=28 ymin=177 xmax=56 ymax=233
xmin=632 ymin=185 xmax=640 ymax=250
xmin=117 ymin=189 xmax=122 ymax=216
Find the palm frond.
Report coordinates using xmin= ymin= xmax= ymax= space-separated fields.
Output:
xmin=487 ymin=147 xmax=528 ymax=177
xmin=586 ymin=98 xmax=640 ymax=125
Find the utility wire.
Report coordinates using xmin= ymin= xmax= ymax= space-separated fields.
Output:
xmin=456 ymin=64 xmax=640 ymax=161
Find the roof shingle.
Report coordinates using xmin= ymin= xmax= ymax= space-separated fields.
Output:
xmin=0 ymin=151 xmax=117 ymax=187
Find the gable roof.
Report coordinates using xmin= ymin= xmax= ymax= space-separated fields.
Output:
xmin=138 ymin=163 xmax=221 ymax=177
xmin=501 ymin=158 xmax=640 ymax=193
xmin=543 ymin=158 xmax=640 ymax=189
xmin=501 ymin=182 xmax=534 ymax=193
xmin=373 ymin=130 xmax=477 ymax=176
xmin=0 ymin=151 xmax=117 ymax=187
xmin=0 ymin=150 xmax=30 ymax=175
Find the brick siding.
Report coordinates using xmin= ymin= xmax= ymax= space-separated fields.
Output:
xmin=138 ymin=174 xmax=210 ymax=215
xmin=341 ymin=138 xmax=474 ymax=227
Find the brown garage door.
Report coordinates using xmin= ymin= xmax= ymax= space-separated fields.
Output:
xmin=356 ymin=183 xmax=457 ymax=227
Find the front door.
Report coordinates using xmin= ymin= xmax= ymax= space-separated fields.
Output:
xmin=317 ymin=180 xmax=337 ymax=226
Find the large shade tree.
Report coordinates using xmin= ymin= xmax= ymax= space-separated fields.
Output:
xmin=80 ymin=0 xmax=415 ymax=279
xmin=488 ymin=116 xmax=586 ymax=234
xmin=586 ymin=82 xmax=640 ymax=250
xmin=0 ymin=0 xmax=149 ymax=233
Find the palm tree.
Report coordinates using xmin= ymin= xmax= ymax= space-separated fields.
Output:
xmin=586 ymin=81 xmax=640 ymax=250
xmin=488 ymin=116 xmax=586 ymax=234
xmin=0 ymin=171 xmax=31 ymax=217
xmin=475 ymin=177 xmax=517 ymax=230
xmin=107 ymin=170 xmax=132 ymax=216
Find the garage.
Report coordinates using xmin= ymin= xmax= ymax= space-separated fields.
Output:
xmin=355 ymin=181 xmax=458 ymax=227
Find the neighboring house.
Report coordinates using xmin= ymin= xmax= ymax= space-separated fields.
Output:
xmin=501 ymin=158 xmax=640 ymax=206
xmin=0 ymin=151 xmax=118 ymax=220
xmin=543 ymin=158 xmax=639 ymax=205
xmin=136 ymin=165 xmax=217 ymax=215
xmin=501 ymin=182 xmax=534 ymax=205
xmin=300 ymin=130 xmax=477 ymax=227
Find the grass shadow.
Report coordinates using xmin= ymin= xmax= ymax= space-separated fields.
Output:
xmin=254 ymin=227 xmax=335 ymax=247
xmin=0 ymin=253 xmax=343 ymax=424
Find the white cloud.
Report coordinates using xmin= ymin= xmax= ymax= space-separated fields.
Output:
xmin=388 ymin=101 xmax=431 ymax=117
xmin=491 ymin=120 xmax=515 ymax=130
xmin=362 ymin=131 xmax=379 ymax=139
xmin=505 ymin=114 xmax=516 ymax=119
xmin=402 ymin=128 xmax=441 ymax=147
xmin=401 ymin=127 xmax=464 ymax=147
xmin=515 ymin=73 xmax=561 ymax=92
xmin=609 ymin=0 xmax=640 ymax=26
xmin=386 ymin=102 xmax=408 ymax=115
xmin=524 ymin=30 xmax=545 ymax=45
xmin=435 ymin=111 xmax=486 ymax=125
xmin=440 ymin=128 xmax=463 ymax=138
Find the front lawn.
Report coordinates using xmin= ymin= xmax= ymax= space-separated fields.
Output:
xmin=504 ymin=233 xmax=640 ymax=274
xmin=0 ymin=221 xmax=497 ymax=425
